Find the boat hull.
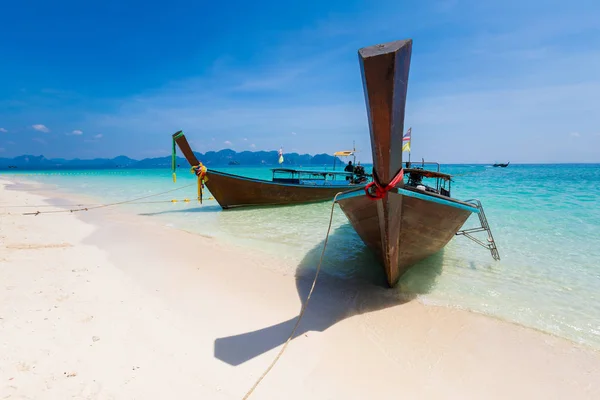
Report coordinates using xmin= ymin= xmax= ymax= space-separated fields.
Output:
xmin=171 ymin=131 xmax=361 ymax=209
xmin=337 ymin=188 xmax=476 ymax=286
xmin=206 ymin=169 xmax=360 ymax=209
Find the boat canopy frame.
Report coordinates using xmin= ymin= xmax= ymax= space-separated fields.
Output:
xmin=404 ymin=166 xmax=453 ymax=197
xmin=271 ymin=168 xmax=371 ymax=185
xmin=333 ymin=142 xmax=358 ymax=171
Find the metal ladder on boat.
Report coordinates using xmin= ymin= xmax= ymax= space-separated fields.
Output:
xmin=456 ymin=199 xmax=500 ymax=261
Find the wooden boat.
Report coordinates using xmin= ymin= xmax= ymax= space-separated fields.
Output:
xmin=171 ymin=132 xmax=371 ymax=209
xmin=493 ymin=162 xmax=510 ymax=167
xmin=336 ymin=39 xmax=499 ymax=287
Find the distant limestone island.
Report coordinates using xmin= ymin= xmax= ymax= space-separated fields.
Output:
xmin=0 ymin=149 xmax=343 ymax=170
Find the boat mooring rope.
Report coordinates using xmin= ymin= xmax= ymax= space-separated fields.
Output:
xmin=242 ymin=192 xmax=342 ymax=400
xmin=1 ymin=183 xmax=203 ymax=216
xmin=1 ymin=198 xmax=212 ymax=209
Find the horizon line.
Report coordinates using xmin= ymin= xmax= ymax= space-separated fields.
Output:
xmin=2 ymin=152 xmax=600 ymax=166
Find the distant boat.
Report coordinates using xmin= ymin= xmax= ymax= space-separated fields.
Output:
xmin=7 ymin=165 xmax=17 ymax=169
xmin=171 ymin=132 xmax=371 ymax=209
xmin=493 ymin=162 xmax=510 ymax=167
xmin=335 ymin=39 xmax=500 ymax=287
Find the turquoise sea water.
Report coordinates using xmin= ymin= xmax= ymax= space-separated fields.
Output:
xmin=2 ymin=164 xmax=600 ymax=349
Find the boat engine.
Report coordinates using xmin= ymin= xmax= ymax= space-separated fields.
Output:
xmin=352 ymin=165 xmax=368 ymax=184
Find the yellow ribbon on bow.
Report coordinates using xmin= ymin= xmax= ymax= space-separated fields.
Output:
xmin=191 ymin=163 xmax=209 ymax=203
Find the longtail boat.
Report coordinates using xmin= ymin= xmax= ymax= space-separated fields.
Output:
xmin=493 ymin=162 xmax=510 ymax=167
xmin=171 ymin=132 xmax=371 ymax=209
xmin=336 ymin=39 xmax=500 ymax=287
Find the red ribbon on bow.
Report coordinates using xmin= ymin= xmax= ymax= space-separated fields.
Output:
xmin=364 ymin=168 xmax=404 ymax=200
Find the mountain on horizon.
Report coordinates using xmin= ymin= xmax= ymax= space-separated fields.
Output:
xmin=0 ymin=149 xmax=345 ymax=170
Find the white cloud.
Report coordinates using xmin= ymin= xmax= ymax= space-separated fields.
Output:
xmin=407 ymin=81 xmax=600 ymax=163
xmin=570 ymin=131 xmax=581 ymax=137
xmin=93 ymin=133 xmax=103 ymax=139
xmin=71 ymin=129 xmax=83 ymax=135
xmin=70 ymin=34 xmax=370 ymax=157
xmin=224 ymin=140 xmax=232 ymax=145
xmin=0 ymin=128 xmax=7 ymax=133
xmin=61 ymin=5 xmax=600 ymax=162
xmin=250 ymin=143 xmax=256 ymax=148
xmin=32 ymin=124 xmax=50 ymax=133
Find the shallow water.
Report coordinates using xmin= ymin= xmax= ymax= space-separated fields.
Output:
xmin=3 ymin=164 xmax=600 ymax=349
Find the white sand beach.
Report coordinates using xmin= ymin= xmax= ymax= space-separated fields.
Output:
xmin=1 ymin=178 xmax=600 ymax=399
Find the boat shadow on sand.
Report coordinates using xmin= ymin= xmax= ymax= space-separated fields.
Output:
xmin=213 ymin=225 xmax=445 ymax=366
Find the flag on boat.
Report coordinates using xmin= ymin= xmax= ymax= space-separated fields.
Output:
xmin=278 ymin=147 xmax=284 ymax=164
xmin=402 ymin=127 xmax=411 ymax=152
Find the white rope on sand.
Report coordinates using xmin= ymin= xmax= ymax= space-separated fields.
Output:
xmin=242 ymin=192 xmax=342 ymax=400
xmin=4 ymin=183 xmax=198 ymax=216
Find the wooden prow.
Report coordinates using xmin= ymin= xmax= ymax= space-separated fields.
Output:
xmin=172 ymin=130 xmax=200 ymax=167
xmin=358 ymin=39 xmax=412 ymax=285
xmin=359 ymin=39 xmax=411 ymax=185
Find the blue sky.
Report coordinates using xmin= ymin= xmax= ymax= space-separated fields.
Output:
xmin=1 ymin=0 xmax=600 ymax=163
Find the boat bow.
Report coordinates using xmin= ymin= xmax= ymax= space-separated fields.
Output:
xmin=336 ymin=39 xmax=493 ymax=286
xmin=342 ymin=40 xmax=413 ymax=284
